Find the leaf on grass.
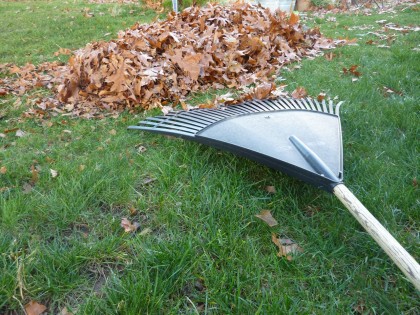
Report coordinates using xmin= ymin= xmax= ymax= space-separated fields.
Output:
xmin=139 ymin=227 xmax=152 ymax=236
xmin=271 ymin=233 xmax=303 ymax=260
xmin=31 ymin=165 xmax=39 ymax=183
xmin=23 ymin=182 xmax=34 ymax=194
xmin=0 ymin=166 xmax=6 ymax=174
xmin=317 ymin=93 xmax=326 ymax=101
xmin=109 ymin=129 xmax=117 ymax=135
xmin=79 ymin=164 xmax=86 ymax=171
xmin=291 ymin=86 xmax=307 ymax=99
xmin=121 ymin=217 xmax=140 ymax=233
xmin=25 ymin=301 xmax=47 ymax=315
xmin=0 ymin=88 xmax=8 ymax=96
xmin=255 ymin=210 xmax=278 ymax=227
xmin=383 ymin=86 xmax=403 ymax=96
xmin=16 ymin=129 xmax=26 ymax=137
xmin=265 ymin=185 xmax=276 ymax=194
xmin=50 ymin=169 xmax=58 ymax=178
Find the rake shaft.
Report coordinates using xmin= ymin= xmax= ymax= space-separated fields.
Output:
xmin=334 ymin=184 xmax=420 ymax=290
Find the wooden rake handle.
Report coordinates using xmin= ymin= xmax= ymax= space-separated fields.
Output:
xmin=333 ymin=184 xmax=420 ymax=290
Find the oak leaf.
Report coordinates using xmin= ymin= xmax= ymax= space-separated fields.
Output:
xmin=272 ymin=233 xmax=303 ymax=260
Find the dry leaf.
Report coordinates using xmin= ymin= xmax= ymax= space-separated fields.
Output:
xmin=16 ymin=129 xmax=26 ymax=137
xmin=265 ymin=186 xmax=276 ymax=194
xmin=291 ymin=86 xmax=307 ymax=99
xmin=0 ymin=133 xmax=6 ymax=138
xmin=139 ymin=227 xmax=152 ymax=235
xmin=31 ymin=165 xmax=39 ymax=183
xmin=317 ymin=93 xmax=326 ymax=102
xmin=25 ymin=301 xmax=47 ymax=315
xmin=59 ymin=306 xmax=74 ymax=315
xmin=79 ymin=164 xmax=86 ymax=171
xmin=23 ymin=182 xmax=34 ymax=194
xmin=0 ymin=166 xmax=6 ymax=174
xmin=109 ymin=129 xmax=117 ymax=135
xmin=289 ymin=12 xmax=299 ymax=26
xmin=50 ymin=169 xmax=58 ymax=178
xmin=272 ymin=233 xmax=303 ymax=260
xmin=121 ymin=217 xmax=140 ymax=233
xmin=255 ymin=210 xmax=278 ymax=227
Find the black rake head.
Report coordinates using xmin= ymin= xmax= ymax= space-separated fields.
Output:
xmin=129 ymin=97 xmax=344 ymax=192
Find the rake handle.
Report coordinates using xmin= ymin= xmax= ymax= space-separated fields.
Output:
xmin=333 ymin=184 xmax=420 ymax=290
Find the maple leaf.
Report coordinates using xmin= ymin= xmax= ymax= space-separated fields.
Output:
xmin=25 ymin=301 xmax=47 ymax=315
xmin=255 ymin=210 xmax=278 ymax=227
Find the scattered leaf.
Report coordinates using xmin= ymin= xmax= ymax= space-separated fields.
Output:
xmin=0 ymin=166 xmax=7 ymax=174
xmin=109 ymin=129 xmax=117 ymax=135
xmin=291 ymin=86 xmax=307 ymax=99
xmin=271 ymin=233 xmax=303 ymax=260
xmin=265 ymin=185 xmax=276 ymax=194
xmin=317 ymin=93 xmax=326 ymax=102
xmin=16 ymin=129 xmax=26 ymax=137
xmin=50 ymin=169 xmax=58 ymax=178
xmin=23 ymin=182 xmax=34 ymax=194
xmin=25 ymin=301 xmax=47 ymax=315
xmin=139 ymin=227 xmax=152 ymax=235
xmin=79 ymin=164 xmax=86 ymax=171
xmin=255 ymin=210 xmax=278 ymax=227
xmin=383 ymin=86 xmax=403 ymax=96
xmin=0 ymin=88 xmax=8 ymax=96
xmin=121 ymin=217 xmax=140 ymax=233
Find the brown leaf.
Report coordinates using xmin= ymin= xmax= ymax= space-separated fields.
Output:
xmin=289 ymin=12 xmax=299 ymax=26
xmin=25 ymin=301 xmax=47 ymax=315
xmin=272 ymin=233 xmax=303 ymax=260
xmin=291 ymin=86 xmax=307 ymax=99
xmin=255 ymin=210 xmax=278 ymax=227
xmin=254 ymin=83 xmax=275 ymax=100
xmin=31 ymin=165 xmax=39 ymax=183
xmin=0 ymin=88 xmax=8 ymax=96
xmin=0 ymin=166 xmax=6 ymax=174
xmin=109 ymin=129 xmax=117 ymax=135
xmin=121 ymin=217 xmax=140 ymax=233
xmin=317 ymin=93 xmax=326 ymax=102
xmin=265 ymin=185 xmax=276 ymax=194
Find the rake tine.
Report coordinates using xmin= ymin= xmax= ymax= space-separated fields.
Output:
xmin=254 ymin=99 xmax=277 ymax=111
xmin=129 ymin=125 xmax=195 ymax=137
xmin=335 ymin=101 xmax=343 ymax=116
xmin=276 ymin=98 xmax=293 ymax=109
xmin=306 ymin=98 xmax=317 ymax=111
xmin=314 ymin=99 xmax=322 ymax=112
xmin=321 ymin=99 xmax=328 ymax=113
xmin=139 ymin=120 xmax=201 ymax=132
xmin=144 ymin=117 xmax=204 ymax=130
xmin=329 ymin=100 xmax=334 ymax=114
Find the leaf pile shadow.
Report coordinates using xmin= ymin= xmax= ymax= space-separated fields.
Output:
xmin=2 ymin=3 xmax=336 ymax=118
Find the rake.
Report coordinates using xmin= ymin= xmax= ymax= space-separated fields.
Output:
xmin=128 ymin=97 xmax=420 ymax=290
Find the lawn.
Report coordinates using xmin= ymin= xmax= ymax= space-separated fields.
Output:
xmin=1 ymin=0 xmax=419 ymax=314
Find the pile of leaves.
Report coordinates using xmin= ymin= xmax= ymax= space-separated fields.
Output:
xmin=2 ymin=3 xmax=336 ymax=118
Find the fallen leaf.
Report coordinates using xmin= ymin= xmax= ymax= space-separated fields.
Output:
xmin=79 ymin=164 xmax=86 ymax=171
xmin=265 ymin=186 xmax=276 ymax=194
xmin=59 ymin=306 xmax=74 ymax=315
xmin=25 ymin=301 xmax=47 ymax=315
xmin=291 ymin=86 xmax=307 ymax=99
xmin=139 ymin=227 xmax=152 ymax=235
xmin=271 ymin=233 xmax=303 ymax=260
xmin=136 ymin=145 xmax=147 ymax=154
xmin=50 ymin=169 xmax=58 ymax=178
xmin=121 ymin=217 xmax=140 ymax=233
xmin=0 ymin=133 xmax=5 ymax=138
xmin=0 ymin=166 xmax=6 ymax=174
xmin=31 ymin=165 xmax=39 ymax=183
xmin=109 ymin=129 xmax=117 ymax=135
xmin=16 ymin=129 xmax=26 ymax=137
xmin=413 ymin=178 xmax=418 ymax=188
xmin=255 ymin=210 xmax=278 ymax=227
xmin=0 ymin=88 xmax=8 ymax=96
xmin=289 ymin=12 xmax=299 ymax=26
xmin=23 ymin=182 xmax=34 ymax=194
xmin=383 ymin=86 xmax=403 ymax=96
xmin=317 ymin=93 xmax=326 ymax=102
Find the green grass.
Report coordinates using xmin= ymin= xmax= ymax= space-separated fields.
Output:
xmin=1 ymin=1 xmax=419 ymax=314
